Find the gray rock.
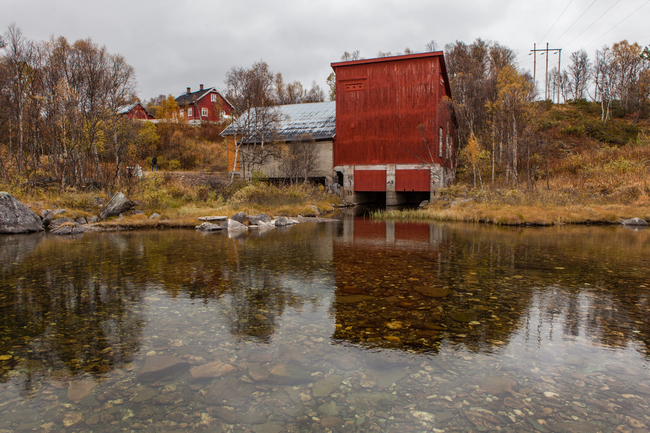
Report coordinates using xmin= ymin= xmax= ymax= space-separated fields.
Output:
xmin=0 ymin=192 xmax=44 ymax=234
xmin=149 ymin=213 xmax=160 ymax=219
xmin=99 ymin=192 xmax=134 ymax=220
xmin=227 ymin=219 xmax=248 ymax=231
xmin=249 ymin=214 xmax=272 ymax=225
xmin=311 ymin=205 xmax=320 ymax=216
xmin=419 ymin=200 xmax=429 ymax=207
xmin=49 ymin=217 xmax=76 ymax=230
xmin=621 ymin=217 xmax=648 ymax=226
xmin=87 ymin=216 xmax=99 ymax=224
xmin=51 ymin=224 xmax=84 ymax=235
xmin=76 ymin=217 xmax=87 ymax=225
xmin=274 ymin=216 xmax=297 ymax=227
xmin=195 ymin=222 xmax=222 ymax=231
xmin=313 ymin=375 xmax=342 ymax=398
xmin=133 ymin=210 xmax=145 ymax=215
xmin=40 ymin=209 xmax=51 ymax=218
xmin=230 ymin=212 xmax=248 ymax=224
xmin=42 ymin=210 xmax=54 ymax=227
xmin=198 ymin=215 xmax=227 ymax=222
xmin=53 ymin=209 xmax=66 ymax=215
xmin=268 ymin=363 xmax=312 ymax=385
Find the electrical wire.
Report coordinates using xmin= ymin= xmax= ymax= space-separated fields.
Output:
xmin=585 ymin=0 xmax=650 ymax=47
xmin=538 ymin=0 xmax=575 ymax=45
xmin=552 ymin=0 xmax=597 ymax=45
xmin=561 ymin=0 xmax=621 ymax=49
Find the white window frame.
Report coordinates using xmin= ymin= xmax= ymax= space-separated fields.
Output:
xmin=211 ymin=94 xmax=217 ymax=102
xmin=439 ymin=127 xmax=444 ymax=158
xmin=202 ymin=107 xmax=208 ymax=117
xmin=188 ymin=107 xmax=193 ymax=117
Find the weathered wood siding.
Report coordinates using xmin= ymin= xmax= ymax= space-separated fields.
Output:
xmin=332 ymin=52 xmax=454 ymax=169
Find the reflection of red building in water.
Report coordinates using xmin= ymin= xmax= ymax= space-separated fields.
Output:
xmin=332 ymin=218 xmax=450 ymax=353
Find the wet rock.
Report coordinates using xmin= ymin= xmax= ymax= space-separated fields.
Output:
xmin=476 ymin=376 xmax=517 ymax=396
xmin=248 ymin=365 xmax=269 ymax=381
xmin=138 ymin=355 xmax=189 ymax=381
xmin=335 ymin=295 xmax=375 ymax=304
xmin=251 ymin=422 xmax=283 ymax=433
xmin=227 ymin=219 xmax=248 ymax=231
xmin=51 ymin=223 xmax=85 ymax=235
xmin=249 ymin=214 xmax=272 ymax=225
xmin=318 ymin=401 xmax=340 ymax=416
xmin=0 ymin=192 xmax=44 ymax=234
xmin=621 ymin=217 xmax=647 ymax=226
xmin=230 ymin=212 xmax=248 ymax=224
xmin=274 ymin=216 xmax=297 ymax=227
xmin=131 ymin=388 xmax=158 ymax=403
xmin=268 ymin=363 xmax=312 ymax=384
xmin=450 ymin=311 xmax=479 ymax=322
xmin=370 ymin=368 xmax=406 ymax=389
xmin=414 ymin=286 xmax=450 ymax=298
xmin=99 ymin=192 xmax=134 ymax=220
xmin=49 ymin=216 xmax=75 ymax=230
xmin=67 ymin=380 xmax=98 ymax=402
xmin=313 ymin=375 xmax=342 ymax=397
xmin=63 ymin=411 xmax=83 ymax=427
xmin=320 ymin=417 xmax=344 ymax=429
xmin=190 ymin=361 xmax=237 ymax=379
xmin=411 ymin=410 xmax=435 ymax=423
xmin=211 ymin=406 xmax=236 ymax=424
xmin=195 ymin=222 xmax=222 ymax=231
xmin=198 ymin=215 xmax=227 ymax=222
xmin=238 ymin=412 xmax=268 ymax=424
xmin=42 ymin=210 xmax=54 ymax=227
xmin=504 ymin=396 xmax=524 ymax=408
xmin=346 ymin=392 xmax=397 ymax=410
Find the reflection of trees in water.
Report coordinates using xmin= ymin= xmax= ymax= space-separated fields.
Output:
xmin=0 ymin=235 xmax=146 ymax=389
xmin=331 ymin=221 xmax=650 ymax=358
xmin=218 ymin=228 xmax=332 ymax=342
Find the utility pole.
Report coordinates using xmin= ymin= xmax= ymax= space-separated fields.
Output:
xmin=530 ymin=44 xmax=562 ymax=101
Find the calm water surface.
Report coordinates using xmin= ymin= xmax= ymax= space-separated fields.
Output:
xmin=0 ymin=218 xmax=649 ymax=432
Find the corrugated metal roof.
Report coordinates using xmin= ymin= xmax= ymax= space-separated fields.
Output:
xmin=221 ymin=101 xmax=335 ymax=142
xmin=117 ymin=103 xmax=138 ymax=115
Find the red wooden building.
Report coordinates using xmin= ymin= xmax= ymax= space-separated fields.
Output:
xmin=175 ymin=84 xmax=233 ymax=125
xmin=118 ymin=102 xmax=154 ymax=120
xmin=331 ymin=52 xmax=455 ymax=205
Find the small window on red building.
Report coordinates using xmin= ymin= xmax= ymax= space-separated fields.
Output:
xmin=188 ymin=107 xmax=193 ymax=117
xmin=211 ymin=94 xmax=217 ymax=102
xmin=202 ymin=107 xmax=208 ymax=117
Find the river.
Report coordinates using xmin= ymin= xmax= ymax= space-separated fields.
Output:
xmin=0 ymin=217 xmax=649 ymax=432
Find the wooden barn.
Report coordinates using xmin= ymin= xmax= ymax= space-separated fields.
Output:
xmin=331 ymin=51 xmax=455 ymax=205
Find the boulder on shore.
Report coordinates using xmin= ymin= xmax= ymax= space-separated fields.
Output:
xmin=0 ymin=192 xmax=44 ymax=234
xmin=274 ymin=216 xmax=298 ymax=227
xmin=230 ymin=212 xmax=249 ymax=224
xmin=227 ymin=219 xmax=248 ymax=231
xmin=249 ymin=214 xmax=272 ymax=225
xmin=99 ymin=192 xmax=134 ymax=220
xmin=621 ymin=217 xmax=648 ymax=226
xmin=195 ymin=222 xmax=222 ymax=231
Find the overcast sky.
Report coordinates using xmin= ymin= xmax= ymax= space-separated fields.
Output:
xmin=3 ymin=0 xmax=650 ymax=101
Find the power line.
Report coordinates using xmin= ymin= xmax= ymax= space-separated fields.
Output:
xmin=552 ymin=0 xmax=597 ymax=46
xmin=561 ymin=0 xmax=621 ymax=49
xmin=586 ymin=0 xmax=650 ymax=47
xmin=538 ymin=0 xmax=575 ymax=45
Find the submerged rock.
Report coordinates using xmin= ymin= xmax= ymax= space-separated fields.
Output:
xmin=0 ymin=192 xmax=44 ymax=234
xmin=99 ymin=192 xmax=134 ymax=220
xmin=51 ymin=223 xmax=84 ymax=235
xmin=67 ymin=380 xmax=97 ymax=402
xmin=138 ymin=355 xmax=189 ymax=382
xmin=190 ymin=361 xmax=237 ymax=379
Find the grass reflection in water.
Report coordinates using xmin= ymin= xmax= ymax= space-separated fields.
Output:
xmin=0 ymin=220 xmax=648 ymax=432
